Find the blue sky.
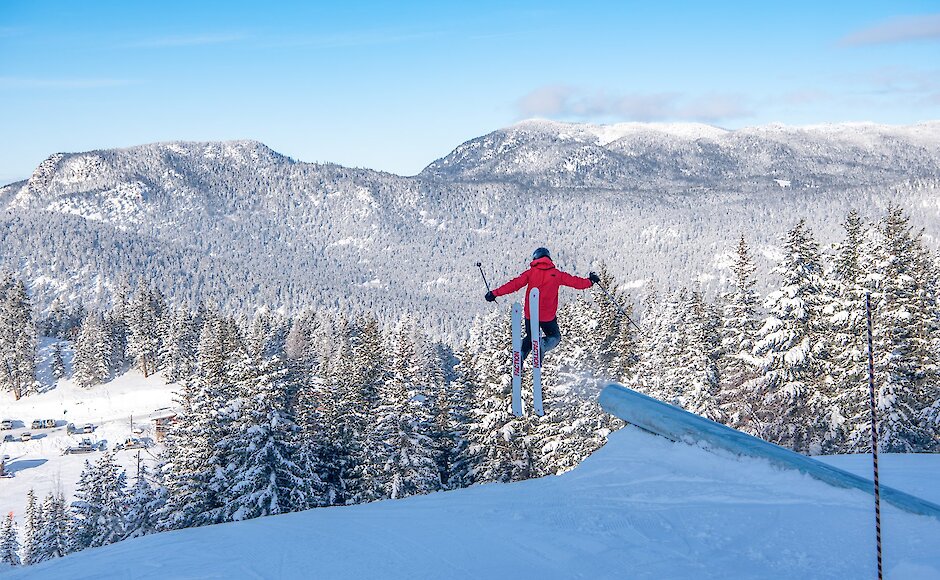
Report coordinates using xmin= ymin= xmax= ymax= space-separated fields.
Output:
xmin=1 ymin=1 xmax=939 ymax=182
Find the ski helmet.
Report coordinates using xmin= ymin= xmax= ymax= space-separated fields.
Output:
xmin=532 ymin=247 xmax=551 ymax=260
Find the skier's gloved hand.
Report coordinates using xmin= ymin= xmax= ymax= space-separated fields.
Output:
xmin=588 ymin=272 xmax=601 ymax=285
xmin=485 ymin=291 xmax=496 ymax=302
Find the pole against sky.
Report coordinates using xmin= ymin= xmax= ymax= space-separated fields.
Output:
xmin=1 ymin=0 xmax=938 ymax=184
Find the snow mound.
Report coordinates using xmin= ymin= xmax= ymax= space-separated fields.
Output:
xmin=9 ymin=426 xmax=940 ymax=579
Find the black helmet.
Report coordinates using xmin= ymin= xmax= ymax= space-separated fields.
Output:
xmin=532 ymin=247 xmax=551 ymax=260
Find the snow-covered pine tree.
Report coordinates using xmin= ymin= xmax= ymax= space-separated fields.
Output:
xmin=0 ymin=512 xmax=20 ymax=567
xmin=21 ymin=489 xmax=40 ymax=565
xmin=126 ymin=286 xmax=165 ymax=377
xmin=161 ymin=307 xmax=198 ymax=384
xmin=71 ymin=452 xmax=127 ymax=550
xmin=122 ymin=463 xmax=165 ymax=540
xmin=345 ymin=315 xmax=388 ymax=503
xmin=869 ymin=205 xmax=940 ymax=451
xmin=444 ymin=342 xmax=480 ymax=489
xmin=51 ymin=341 xmax=66 ymax=380
xmin=677 ymin=290 xmax=724 ymax=422
xmin=315 ymin=317 xmax=371 ymax=505
xmin=719 ymin=235 xmax=763 ymax=432
xmin=629 ymin=289 xmax=686 ymax=404
xmin=372 ymin=317 xmax=440 ymax=499
xmin=0 ymin=275 xmax=37 ymax=399
xmin=463 ymin=310 xmax=532 ymax=483
xmin=828 ymin=211 xmax=872 ymax=452
xmin=218 ymin=352 xmax=318 ymax=520
xmin=72 ymin=312 xmax=111 ymax=388
xmin=156 ymin=377 xmax=220 ymax=530
xmin=753 ymin=220 xmax=832 ymax=453
xmin=37 ymin=492 xmax=71 ymax=562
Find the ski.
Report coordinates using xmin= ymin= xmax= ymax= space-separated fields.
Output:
xmin=529 ymin=287 xmax=543 ymax=416
xmin=511 ymin=301 xmax=523 ymax=417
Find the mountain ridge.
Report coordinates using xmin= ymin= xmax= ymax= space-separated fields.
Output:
xmin=2 ymin=121 xmax=939 ymax=338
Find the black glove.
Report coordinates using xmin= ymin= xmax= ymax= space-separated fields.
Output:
xmin=589 ymin=272 xmax=601 ymax=285
xmin=485 ymin=291 xmax=496 ymax=302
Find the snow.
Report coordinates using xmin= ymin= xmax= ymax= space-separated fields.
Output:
xmin=514 ymin=118 xmax=730 ymax=144
xmin=0 ymin=367 xmax=177 ymax=527
xmin=7 ymin=424 xmax=940 ymax=579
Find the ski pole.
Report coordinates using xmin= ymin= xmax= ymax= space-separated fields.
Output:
xmin=594 ymin=281 xmax=642 ymax=333
xmin=476 ymin=262 xmax=498 ymax=303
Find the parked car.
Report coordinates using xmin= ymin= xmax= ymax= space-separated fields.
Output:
xmin=1 ymin=419 xmax=13 ymax=430
xmin=67 ymin=423 xmax=96 ymax=435
xmin=63 ymin=439 xmax=99 ymax=455
xmin=42 ymin=419 xmax=56 ymax=429
xmin=116 ymin=437 xmax=148 ymax=451
xmin=30 ymin=420 xmax=42 ymax=429
xmin=20 ymin=432 xmax=32 ymax=441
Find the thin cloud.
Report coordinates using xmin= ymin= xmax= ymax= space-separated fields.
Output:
xmin=125 ymin=33 xmax=248 ymax=48
xmin=0 ymin=77 xmax=139 ymax=89
xmin=516 ymin=85 xmax=752 ymax=122
xmin=268 ymin=30 xmax=442 ymax=49
xmin=840 ymin=14 xmax=940 ymax=46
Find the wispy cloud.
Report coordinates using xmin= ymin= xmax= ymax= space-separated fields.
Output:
xmin=268 ymin=29 xmax=443 ymax=49
xmin=516 ymin=85 xmax=752 ymax=122
xmin=125 ymin=33 xmax=248 ymax=49
xmin=0 ymin=77 xmax=139 ymax=89
xmin=840 ymin=14 xmax=940 ymax=46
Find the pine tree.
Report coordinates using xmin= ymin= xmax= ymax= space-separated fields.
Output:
xmin=161 ymin=307 xmax=197 ymax=383
xmin=21 ymin=489 xmax=41 ymax=565
xmin=869 ymin=206 xmax=940 ymax=451
xmin=753 ymin=220 xmax=832 ymax=453
xmin=126 ymin=286 xmax=164 ymax=377
xmin=0 ymin=512 xmax=20 ymax=567
xmin=463 ymin=310 xmax=532 ymax=483
xmin=372 ymin=318 xmax=440 ymax=499
xmin=678 ymin=291 xmax=724 ymax=422
xmin=828 ymin=211 xmax=872 ymax=452
xmin=71 ymin=452 xmax=127 ymax=550
xmin=73 ymin=312 xmax=111 ymax=388
xmin=0 ymin=276 xmax=37 ymax=399
xmin=719 ymin=235 xmax=763 ymax=432
xmin=37 ymin=492 xmax=71 ymax=562
xmin=51 ymin=342 xmax=66 ymax=380
xmin=122 ymin=463 xmax=165 ymax=540
xmin=218 ymin=352 xmax=319 ymax=520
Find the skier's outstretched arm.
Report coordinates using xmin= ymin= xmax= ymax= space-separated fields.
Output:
xmin=492 ymin=271 xmax=530 ymax=297
xmin=559 ymin=271 xmax=597 ymax=290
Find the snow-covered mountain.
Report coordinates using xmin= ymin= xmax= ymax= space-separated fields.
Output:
xmin=6 ymin=425 xmax=940 ymax=579
xmin=422 ymin=119 xmax=940 ymax=189
xmin=2 ymin=121 xmax=940 ymax=337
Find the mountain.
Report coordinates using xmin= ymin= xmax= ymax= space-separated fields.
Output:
xmin=420 ymin=119 xmax=940 ymax=189
xmin=2 ymin=121 xmax=940 ymax=338
xmin=6 ymin=426 xmax=940 ymax=579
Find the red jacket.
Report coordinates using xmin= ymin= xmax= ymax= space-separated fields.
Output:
xmin=492 ymin=257 xmax=592 ymax=320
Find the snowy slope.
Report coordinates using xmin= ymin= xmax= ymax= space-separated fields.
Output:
xmin=8 ymin=426 xmax=940 ymax=580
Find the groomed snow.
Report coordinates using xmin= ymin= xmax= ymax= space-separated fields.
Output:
xmin=9 ymin=426 xmax=940 ymax=579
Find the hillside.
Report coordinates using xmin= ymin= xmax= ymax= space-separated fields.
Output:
xmin=2 ymin=121 xmax=940 ymax=338
xmin=6 ymin=426 xmax=939 ymax=579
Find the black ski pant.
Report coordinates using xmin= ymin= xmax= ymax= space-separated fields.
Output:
xmin=522 ymin=318 xmax=561 ymax=361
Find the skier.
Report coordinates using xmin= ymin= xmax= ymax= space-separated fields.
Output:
xmin=485 ymin=247 xmax=600 ymax=360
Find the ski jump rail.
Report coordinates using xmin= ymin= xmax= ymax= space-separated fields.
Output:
xmin=599 ymin=384 xmax=940 ymax=521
